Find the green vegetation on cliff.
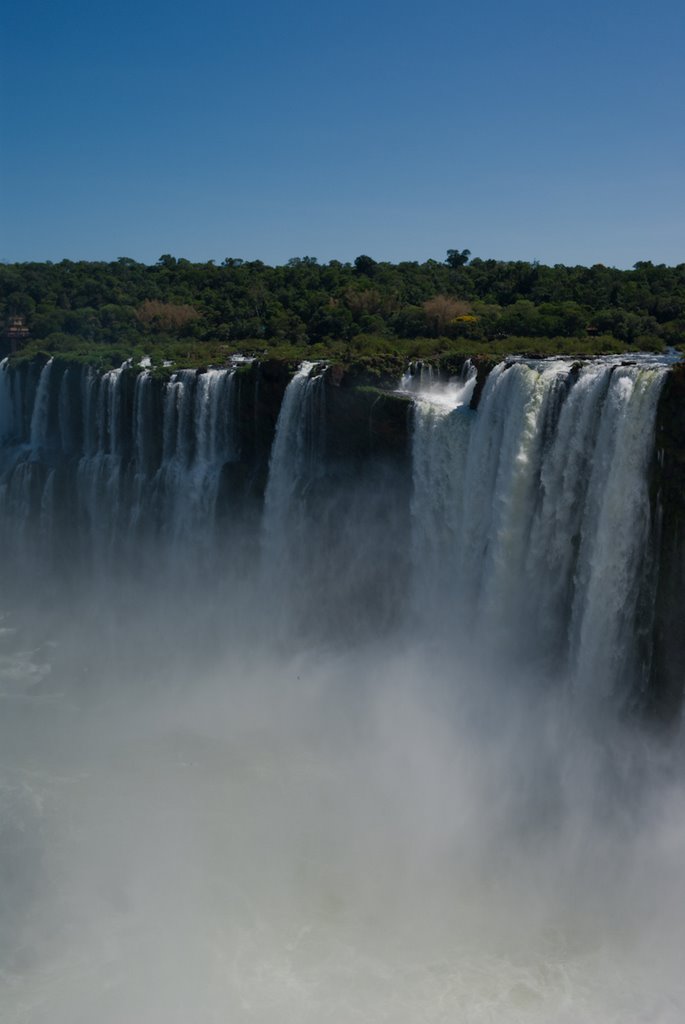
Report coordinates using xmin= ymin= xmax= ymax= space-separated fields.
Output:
xmin=2 ymin=252 xmax=683 ymax=370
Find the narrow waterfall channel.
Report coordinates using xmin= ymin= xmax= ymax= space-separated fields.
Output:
xmin=262 ymin=360 xmax=326 ymax=570
xmin=0 ymin=354 xmax=684 ymax=1024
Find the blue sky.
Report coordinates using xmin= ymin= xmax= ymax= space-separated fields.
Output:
xmin=1 ymin=0 xmax=683 ymax=267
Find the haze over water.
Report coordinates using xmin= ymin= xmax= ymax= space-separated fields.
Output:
xmin=1 ymin=357 xmax=684 ymax=1023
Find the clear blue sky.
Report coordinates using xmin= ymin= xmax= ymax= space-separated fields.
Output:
xmin=1 ymin=0 xmax=683 ymax=267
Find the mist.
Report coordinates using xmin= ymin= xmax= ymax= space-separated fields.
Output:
xmin=2 ymin=356 xmax=685 ymax=1022
xmin=3 ymin=584 xmax=685 ymax=1023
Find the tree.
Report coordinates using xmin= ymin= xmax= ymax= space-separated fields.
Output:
xmin=354 ymin=255 xmax=377 ymax=277
xmin=446 ymin=249 xmax=471 ymax=268
xmin=423 ymin=295 xmax=472 ymax=334
xmin=6 ymin=291 xmax=35 ymax=316
xmin=135 ymin=300 xmax=200 ymax=331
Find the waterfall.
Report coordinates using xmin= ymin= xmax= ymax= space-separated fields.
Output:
xmin=569 ymin=366 xmax=666 ymax=696
xmin=408 ymin=357 xmax=667 ymax=698
xmin=76 ymin=365 xmax=128 ymax=563
xmin=262 ymin=361 xmax=326 ymax=573
xmin=29 ymin=358 xmax=54 ymax=456
xmin=152 ymin=369 xmax=197 ymax=540
xmin=401 ymin=358 xmax=476 ymax=410
xmin=0 ymin=352 xmax=673 ymax=699
xmin=130 ymin=369 xmax=155 ymax=531
xmin=0 ymin=358 xmax=14 ymax=443
xmin=403 ymin=361 xmax=477 ymax=613
xmin=185 ymin=367 xmax=238 ymax=532
xmin=151 ymin=368 xmax=237 ymax=549
xmin=1 ymin=351 xmax=683 ymax=1024
xmin=0 ymin=362 xmax=246 ymax=567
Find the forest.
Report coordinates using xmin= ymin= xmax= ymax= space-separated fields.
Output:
xmin=1 ymin=251 xmax=684 ymax=370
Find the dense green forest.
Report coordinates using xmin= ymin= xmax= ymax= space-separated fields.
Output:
xmin=1 ymin=252 xmax=684 ymax=370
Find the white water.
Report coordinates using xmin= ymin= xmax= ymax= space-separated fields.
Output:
xmin=402 ymin=361 xmax=478 ymax=611
xmin=262 ymin=361 xmax=325 ymax=577
xmin=76 ymin=366 xmax=125 ymax=560
xmin=408 ymin=358 xmax=666 ymax=698
xmin=0 ymin=355 xmax=683 ymax=1023
xmin=152 ymin=367 xmax=237 ymax=545
xmin=0 ymin=362 xmax=241 ymax=569
xmin=28 ymin=358 xmax=53 ymax=456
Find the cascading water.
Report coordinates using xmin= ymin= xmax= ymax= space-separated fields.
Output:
xmin=407 ymin=357 xmax=667 ymax=700
xmin=567 ymin=366 xmax=665 ymax=696
xmin=130 ymin=368 xmax=155 ymax=531
xmin=0 ymin=353 xmax=672 ymax=675
xmin=28 ymin=357 xmax=54 ymax=456
xmin=0 ymin=353 xmax=684 ymax=1024
xmin=76 ymin=365 xmax=128 ymax=562
xmin=402 ymin=360 xmax=478 ymax=612
xmin=262 ymin=360 xmax=326 ymax=574
xmin=0 ymin=357 xmax=14 ymax=442
xmin=0 ymin=360 xmax=241 ymax=571
xmin=151 ymin=367 xmax=238 ymax=548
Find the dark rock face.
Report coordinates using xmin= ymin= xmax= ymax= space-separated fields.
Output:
xmin=205 ymin=362 xmax=412 ymax=532
xmin=231 ymin=360 xmax=291 ymax=505
xmin=225 ymin=361 xmax=411 ymax=497
xmin=650 ymin=364 xmax=685 ymax=721
xmin=325 ymin=382 xmax=411 ymax=462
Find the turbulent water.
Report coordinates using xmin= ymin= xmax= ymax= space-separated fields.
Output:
xmin=406 ymin=357 xmax=667 ymax=700
xmin=1 ymin=355 xmax=684 ymax=1023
